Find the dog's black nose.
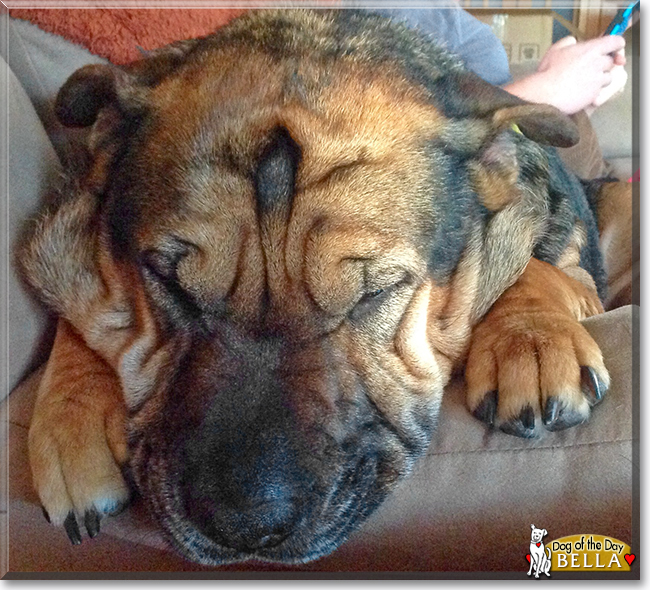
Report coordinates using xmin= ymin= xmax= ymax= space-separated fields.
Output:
xmin=182 ymin=426 xmax=307 ymax=553
xmin=206 ymin=487 xmax=299 ymax=552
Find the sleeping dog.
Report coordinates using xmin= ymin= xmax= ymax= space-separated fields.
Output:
xmin=19 ymin=9 xmax=629 ymax=565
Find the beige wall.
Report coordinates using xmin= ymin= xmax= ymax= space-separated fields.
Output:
xmin=473 ymin=13 xmax=554 ymax=65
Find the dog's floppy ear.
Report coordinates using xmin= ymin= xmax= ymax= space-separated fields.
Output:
xmin=542 ymin=529 xmax=548 ymax=536
xmin=432 ymin=70 xmax=579 ymax=148
xmin=55 ymin=38 xmax=201 ymax=128
xmin=531 ymin=524 xmax=536 ymax=530
xmin=55 ymin=64 xmax=146 ymax=128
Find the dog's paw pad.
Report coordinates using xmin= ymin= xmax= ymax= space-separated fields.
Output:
xmin=94 ymin=497 xmax=128 ymax=517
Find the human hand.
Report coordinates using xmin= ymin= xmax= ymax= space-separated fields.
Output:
xmin=536 ymin=36 xmax=626 ymax=113
xmin=504 ymin=35 xmax=627 ymax=115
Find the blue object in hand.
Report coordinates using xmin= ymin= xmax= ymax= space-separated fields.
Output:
xmin=603 ymin=0 xmax=639 ymax=36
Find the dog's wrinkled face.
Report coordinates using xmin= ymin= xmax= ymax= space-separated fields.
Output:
xmin=118 ymin=56 xmax=450 ymax=564
xmin=22 ymin=10 xmax=580 ymax=565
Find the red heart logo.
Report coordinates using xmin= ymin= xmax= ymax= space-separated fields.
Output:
xmin=526 ymin=554 xmax=531 ymax=563
xmin=625 ymin=554 xmax=635 ymax=566
xmin=536 ymin=542 xmax=541 ymax=547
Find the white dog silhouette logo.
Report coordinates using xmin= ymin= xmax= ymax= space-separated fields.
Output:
xmin=527 ymin=524 xmax=552 ymax=578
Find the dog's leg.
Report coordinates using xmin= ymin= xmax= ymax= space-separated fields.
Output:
xmin=533 ymin=555 xmax=541 ymax=578
xmin=595 ymin=181 xmax=637 ymax=310
xmin=545 ymin=547 xmax=553 ymax=575
xmin=28 ymin=318 xmax=130 ymax=543
xmin=466 ymin=257 xmax=609 ymax=436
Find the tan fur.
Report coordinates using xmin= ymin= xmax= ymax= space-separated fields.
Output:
xmin=468 ymin=156 xmax=520 ymax=212
xmin=17 ymin=9 xmax=620 ymax=560
xmin=28 ymin=320 xmax=129 ymax=526
xmin=466 ymin=258 xmax=608 ymax=423
xmin=596 ymin=182 xmax=636 ymax=310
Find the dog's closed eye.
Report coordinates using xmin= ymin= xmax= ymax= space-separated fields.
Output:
xmin=139 ymin=237 xmax=198 ymax=280
xmin=349 ymin=277 xmax=412 ymax=322
xmin=141 ymin=250 xmax=177 ymax=282
xmin=362 ymin=287 xmax=385 ymax=301
xmin=139 ymin=240 xmax=205 ymax=324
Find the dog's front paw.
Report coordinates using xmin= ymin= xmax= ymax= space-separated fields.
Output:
xmin=29 ymin=389 xmax=130 ymax=543
xmin=29 ymin=388 xmax=130 ymax=543
xmin=28 ymin=322 xmax=130 ymax=544
xmin=465 ymin=309 xmax=610 ymax=437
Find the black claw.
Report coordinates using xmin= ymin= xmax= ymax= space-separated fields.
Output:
xmin=520 ymin=405 xmax=535 ymax=430
xmin=84 ymin=508 xmax=101 ymax=538
xmin=108 ymin=501 xmax=128 ymax=517
xmin=542 ymin=395 xmax=589 ymax=431
xmin=500 ymin=405 xmax=536 ymax=438
xmin=41 ymin=507 xmax=51 ymax=524
xmin=64 ymin=512 xmax=82 ymax=545
xmin=472 ymin=390 xmax=498 ymax=427
xmin=543 ymin=397 xmax=560 ymax=427
xmin=581 ymin=366 xmax=608 ymax=405
xmin=544 ymin=406 xmax=588 ymax=432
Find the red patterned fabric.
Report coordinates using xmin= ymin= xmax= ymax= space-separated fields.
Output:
xmin=10 ymin=8 xmax=247 ymax=64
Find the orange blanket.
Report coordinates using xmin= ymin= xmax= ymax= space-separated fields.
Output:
xmin=9 ymin=8 xmax=247 ymax=64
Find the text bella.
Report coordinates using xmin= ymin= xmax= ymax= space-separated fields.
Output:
xmin=551 ymin=535 xmax=629 ymax=571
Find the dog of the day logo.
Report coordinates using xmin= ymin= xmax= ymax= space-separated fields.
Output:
xmin=527 ymin=525 xmax=552 ymax=578
xmin=526 ymin=527 xmax=635 ymax=575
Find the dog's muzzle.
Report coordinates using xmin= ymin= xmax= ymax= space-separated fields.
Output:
xmin=128 ymin=326 xmax=437 ymax=565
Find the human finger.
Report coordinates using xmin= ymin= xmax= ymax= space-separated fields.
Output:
xmin=538 ymin=35 xmax=577 ymax=71
xmin=599 ymin=70 xmax=613 ymax=89
xmin=593 ymin=66 xmax=628 ymax=106
xmin=590 ymin=34 xmax=626 ymax=55
xmin=553 ymin=35 xmax=578 ymax=49
xmin=613 ymin=49 xmax=627 ymax=66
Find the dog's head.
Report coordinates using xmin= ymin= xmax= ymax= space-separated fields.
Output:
xmin=20 ymin=10 xmax=579 ymax=565
xmin=531 ymin=525 xmax=548 ymax=543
